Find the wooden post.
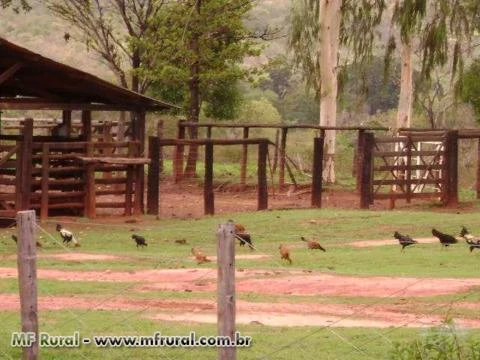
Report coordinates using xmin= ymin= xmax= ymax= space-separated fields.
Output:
xmin=81 ymin=110 xmax=92 ymax=141
xmin=258 ymin=141 xmax=268 ymax=210
xmin=15 ymin=140 xmax=24 ymax=212
xmin=102 ymin=122 xmax=113 ymax=179
xmin=206 ymin=126 xmax=212 ymax=139
xmin=240 ymin=127 xmax=249 ymax=188
xmin=147 ymin=136 xmax=160 ymax=215
xmin=21 ymin=118 xmax=33 ymax=210
xmin=204 ymin=140 xmax=215 ymax=215
xmin=157 ymin=120 xmax=164 ymax=173
xmin=360 ymin=132 xmax=374 ymax=209
xmin=135 ymin=111 xmax=146 ymax=154
xmin=477 ymin=139 xmax=480 ymax=199
xmin=125 ymin=143 xmax=135 ymax=216
xmin=356 ymin=129 xmax=365 ymax=192
xmin=85 ymin=142 xmax=96 ymax=218
xmin=133 ymin=142 xmax=143 ymax=215
xmin=405 ymin=135 xmax=412 ymax=203
xmin=311 ymin=137 xmax=324 ymax=208
xmin=62 ymin=110 xmax=72 ymax=137
xmin=217 ymin=221 xmax=236 ymax=360
xmin=16 ymin=210 xmax=39 ymax=360
xmin=444 ymin=130 xmax=458 ymax=207
xmin=279 ymin=128 xmax=288 ymax=189
xmin=174 ymin=121 xmax=186 ymax=183
xmin=40 ymin=144 xmax=49 ymax=222
xmin=272 ymin=129 xmax=280 ymax=172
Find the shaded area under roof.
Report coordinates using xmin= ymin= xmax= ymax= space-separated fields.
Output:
xmin=0 ymin=37 xmax=177 ymax=111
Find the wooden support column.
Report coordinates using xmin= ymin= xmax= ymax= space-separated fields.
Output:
xmin=133 ymin=142 xmax=144 ymax=215
xmin=477 ymin=139 xmax=480 ymax=199
xmin=279 ymin=128 xmax=288 ymax=189
xmin=125 ymin=143 xmax=135 ymax=216
xmin=157 ymin=120 xmax=164 ymax=173
xmin=206 ymin=126 xmax=212 ymax=139
xmin=311 ymin=137 xmax=324 ymax=208
xmin=20 ymin=118 xmax=33 ymax=211
xmin=258 ymin=141 xmax=268 ymax=210
xmin=81 ymin=110 xmax=92 ymax=141
xmin=356 ymin=129 xmax=365 ymax=192
xmin=217 ymin=221 xmax=236 ymax=360
xmin=16 ymin=210 xmax=39 ymax=360
xmin=204 ymin=140 xmax=214 ymax=215
xmin=147 ymin=136 xmax=160 ymax=215
xmin=15 ymin=141 xmax=24 ymax=212
xmin=360 ymin=132 xmax=374 ymax=209
xmin=85 ymin=142 xmax=96 ymax=218
xmin=40 ymin=144 xmax=49 ymax=222
xmin=62 ymin=110 xmax=72 ymax=137
xmin=240 ymin=127 xmax=250 ymax=188
xmin=174 ymin=121 xmax=186 ymax=183
xmin=444 ymin=130 xmax=458 ymax=207
xmin=136 ymin=111 xmax=146 ymax=154
xmin=134 ymin=111 xmax=146 ymax=212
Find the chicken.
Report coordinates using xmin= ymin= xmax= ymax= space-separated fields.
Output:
xmin=279 ymin=244 xmax=292 ymax=264
xmin=300 ymin=236 xmax=326 ymax=251
xmin=175 ymin=239 xmax=187 ymax=245
xmin=432 ymin=228 xmax=458 ymax=248
xmin=191 ymin=247 xmax=211 ymax=264
xmin=235 ymin=223 xmax=246 ymax=233
xmin=235 ymin=233 xmax=254 ymax=250
xmin=393 ymin=231 xmax=417 ymax=251
xmin=132 ymin=234 xmax=148 ymax=248
xmin=12 ymin=235 xmax=43 ymax=248
xmin=459 ymin=227 xmax=480 ymax=252
xmin=56 ymin=224 xmax=80 ymax=247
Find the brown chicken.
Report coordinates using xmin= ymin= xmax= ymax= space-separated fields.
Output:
xmin=300 ymin=236 xmax=326 ymax=251
xmin=191 ymin=247 xmax=211 ymax=264
xmin=279 ymin=244 xmax=292 ymax=264
xmin=235 ymin=223 xmax=246 ymax=233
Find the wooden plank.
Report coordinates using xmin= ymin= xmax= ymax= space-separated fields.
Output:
xmin=217 ymin=221 xmax=237 ymax=360
xmin=30 ymin=191 xmax=84 ymax=200
xmin=0 ymin=62 xmax=23 ymax=85
xmin=30 ymin=202 xmax=84 ymax=210
xmin=96 ymin=177 xmax=127 ymax=185
xmin=311 ymin=137 xmax=324 ymax=208
xmin=16 ymin=210 xmax=39 ymax=360
xmin=374 ymin=192 xmax=441 ymax=200
xmin=0 ymin=145 xmax=18 ymax=167
xmin=75 ymin=156 xmax=150 ymax=165
xmin=31 ymin=166 xmax=84 ymax=175
xmin=0 ymin=100 xmax=159 ymax=112
xmin=147 ymin=136 xmax=160 ymax=215
xmin=32 ymin=142 xmax=87 ymax=150
xmin=257 ymin=142 xmax=268 ymax=210
xmin=372 ymin=179 xmax=442 ymax=186
xmin=374 ymin=164 xmax=444 ymax=171
xmin=278 ymin=128 xmax=288 ymax=189
xmin=96 ymin=202 xmax=127 ymax=209
xmin=374 ymin=150 xmax=444 ymax=157
xmin=360 ymin=132 xmax=374 ymax=209
xmin=240 ymin=127 xmax=249 ymax=188
xmin=204 ymin=140 xmax=214 ymax=215
xmin=95 ymin=189 xmax=125 ymax=196
xmin=179 ymin=121 xmax=389 ymax=131
xmin=40 ymin=144 xmax=49 ymax=222
xmin=159 ymin=138 xmax=272 ymax=146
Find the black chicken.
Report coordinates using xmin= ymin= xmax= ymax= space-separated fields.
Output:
xmin=432 ymin=228 xmax=458 ymax=248
xmin=459 ymin=226 xmax=480 ymax=252
xmin=235 ymin=233 xmax=254 ymax=250
xmin=393 ymin=231 xmax=417 ymax=251
xmin=132 ymin=234 xmax=148 ymax=248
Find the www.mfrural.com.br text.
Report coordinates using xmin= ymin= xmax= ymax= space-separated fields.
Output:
xmin=11 ymin=331 xmax=252 ymax=348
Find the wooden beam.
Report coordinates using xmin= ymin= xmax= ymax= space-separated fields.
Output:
xmin=0 ymin=62 xmax=23 ymax=85
xmin=0 ymin=99 xmax=148 ymax=112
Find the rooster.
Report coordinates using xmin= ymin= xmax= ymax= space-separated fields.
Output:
xmin=459 ymin=226 xmax=480 ymax=252
xmin=279 ymin=244 xmax=292 ymax=264
xmin=191 ymin=247 xmax=211 ymax=264
xmin=132 ymin=234 xmax=148 ymax=248
xmin=300 ymin=236 xmax=326 ymax=251
xmin=432 ymin=228 xmax=458 ymax=248
xmin=393 ymin=231 xmax=417 ymax=251
xmin=56 ymin=224 xmax=80 ymax=247
xmin=11 ymin=235 xmax=42 ymax=248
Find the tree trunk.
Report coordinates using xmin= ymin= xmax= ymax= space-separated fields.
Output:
xmin=319 ymin=0 xmax=341 ymax=183
xmin=184 ymin=0 xmax=202 ymax=179
xmin=396 ymin=40 xmax=413 ymax=130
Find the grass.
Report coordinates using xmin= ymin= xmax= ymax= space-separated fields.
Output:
xmin=2 ymin=208 xmax=480 ymax=359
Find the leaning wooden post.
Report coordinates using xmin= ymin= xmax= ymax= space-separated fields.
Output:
xmin=217 ymin=221 xmax=236 ymax=360
xmin=174 ymin=121 xmax=186 ymax=183
xmin=240 ymin=127 xmax=250 ymax=188
xmin=17 ymin=210 xmax=39 ymax=360
xmin=147 ymin=137 xmax=160 ymax=215
xmin=40 ymin=144 xmax=49 ymax=222
xmin=444 ymin=130 xmax=459 ymax=207
xmin=360 ymin=132 xmax=374 ymax=209
xmin=258 ymin=141 xmax=268 ymax=210
xmin=204 ymin=140 xmax=215 ymax=215
xmin=477 ymin=139 xmax=480 ymax=199
xmin=311 ymin=136 xmax=324 ymax=208
xmin=279 ymin=127 xmax=288 ymax=189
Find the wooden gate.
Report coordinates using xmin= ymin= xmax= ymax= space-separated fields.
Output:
xmin=359 ymin=131 xmax=458 ymax=208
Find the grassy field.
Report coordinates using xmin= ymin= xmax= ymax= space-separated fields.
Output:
xmin=1 ymin=208 xmax=480 ymax=359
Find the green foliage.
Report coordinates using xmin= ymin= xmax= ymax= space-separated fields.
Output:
xmin=203 ymin=79 xmax=243 ymax=120
xmin=390 ymin=322 xmax=480 ymax=360
xmin=460 ymin=59 xmax=480 ymax=121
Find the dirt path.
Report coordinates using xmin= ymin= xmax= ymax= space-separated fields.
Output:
xmin=349 ymin=237 xmax=446 ymax=247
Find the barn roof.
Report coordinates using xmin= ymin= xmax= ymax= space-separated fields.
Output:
xmin=0 ymin=37 xmax=177 ymax=111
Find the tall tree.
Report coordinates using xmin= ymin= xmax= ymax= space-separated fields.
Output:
xmin=289 ymin=0 xmax=385 ymax=183
xmin=144 ymin=0 xmax=260 ymax=177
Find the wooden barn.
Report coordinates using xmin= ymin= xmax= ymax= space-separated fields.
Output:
xmin=0 ymin=37 xmax=175 ymax=221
